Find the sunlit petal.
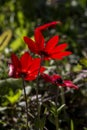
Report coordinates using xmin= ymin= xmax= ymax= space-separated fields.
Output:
xmin=24 ymin=36 xmax=38 ymax=53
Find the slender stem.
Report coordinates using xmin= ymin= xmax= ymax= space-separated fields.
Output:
xmin=55 ymin=87 xmax=59 ymax=107
xmin=55 ymin=115 xmax=60 ymax=130
xmin=60 ymin=87 xmax=65 ymax=104
xmin=55 ymin=87 xmax=60 ymax=130
xmin=60 ymin=87 xmax=66 ymax=116
xmin=22 ymin=78 xmax=29 ymax=130
xmin=36 ymin=56 xmax=44 ymax=119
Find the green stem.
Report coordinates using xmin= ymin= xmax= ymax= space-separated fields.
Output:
xmin=22 ymin=78 xmax=29 ymax=130
xmin=55 ymin=115 xmax=60 ymax=130
xmin=60 ymin=87 xmax=65 ymax=105
xmin=55 ymin=87 xmax=60 ymax=130
xmin=60 ymin=87 xmax=66 ymax=116
xmin=36 ymin=56 xmax=44 ymax=123
xmin=55 ymin=87 xmax=59 ymax=106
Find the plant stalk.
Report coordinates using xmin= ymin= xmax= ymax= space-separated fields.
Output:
xmin=60 ymin=87 xmax=66 ymax=115
xmin=22 ymin=78 xmax=29 ymax=130
xmin=55 ymin=115 xmax=60 ymax=130
xmin=55 ymin=87 xmax=60 ymax=130
xmin=36 ymin=55 xmax=44 ymax=122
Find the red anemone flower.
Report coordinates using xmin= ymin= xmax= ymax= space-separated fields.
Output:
xmin=42 ymin=73 xmax=78 ymax=89
xmin=24 ymin=22 xmax=72 ymax=60
xmin=8 ymin=52 xmax=45 ymax=81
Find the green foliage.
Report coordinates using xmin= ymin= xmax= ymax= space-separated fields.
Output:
xmin=72 ymin=64 xmax=82 ymax=72
xmin=50 ymin=101 xmax=65 ymax=116
xmin=78 ymin=0 xmax=87 ymax=8
xmin=0 ymin=30 xmax=12 ymax=52
xmin=0 ymin=78 xmax=22 ymax=106
xmin=34 ymin=117 xmax=46 ymax=130
xmin=72 ymin=58 xmax=87 ymax=73
xmin=80 ymin=58 xmax=87 ymax=68
xmin=5 ymin=89 xmax=21 ymax=105
xmin=10 ymin=27 xmax=28 ymax=51
xmin=57 ymin=104 xmax=66 ymax=114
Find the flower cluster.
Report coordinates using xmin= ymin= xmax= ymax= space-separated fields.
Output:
xmin=9 ymin=21 xmax=78 ymax=89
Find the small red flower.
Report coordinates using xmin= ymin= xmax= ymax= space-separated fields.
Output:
xmin=24 ymin=21 xmax=72 ymax=60
xmin=8 ymin=52 xmax=45 ymax=81
xmin=42 ymin=73 xmax=78 ymax=89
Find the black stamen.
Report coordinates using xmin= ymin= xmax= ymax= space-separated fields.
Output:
xmin=20 ymin=72 xmax=27 ymax=78
xmin=55 ymin=78 xmax=63 ymax=84
xmin=40 ymin=51 xmax=49 ymax=57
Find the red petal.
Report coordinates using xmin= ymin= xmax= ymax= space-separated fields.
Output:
xmin=27 ymin=58 xmax=42 ymax=76
xmin=35 ymin=21 xmax=61 ymax=32
xmin=11 ymin=53 xmax=20 ymax=70
xmin=10 ymin=54 xmax=21 ymax=78
xmin=45 ymin=35 xmax=59 ymax=52
xmin=29 ymin=58 xmax=45 ymax=74
xmin=51 ymin=51 xmax=72 ymax=59
xmin=25 ymin=66 xmax=45 ymax=81
xmin=51 ymin=43 xmax=68 ymax=54
xmin=29 ymin=66 xmax=45 ymax=75
xmin=20 ymin=52 xmax=32 ymax=71
xmin=40 ymin=67 xmax=46 ymax=73
xmin=64 ymin=80 xmax=78 ymax=89
xmin=30 ymin=58 xmax=40 ymax=71
xmin=25 ymin=74 xmax=37 ymax=81
xmin=52 ymin=74 xmax=62 ymax=80
xmin=34 ymin=31 xmax=44 ymax=50
xmin=41 ymin=73 xmax=53 ymax=82
xmin=23 ymin=36 xmax=38 ymax=54
xmin=28 ymin=70 xmax=38 ymax=77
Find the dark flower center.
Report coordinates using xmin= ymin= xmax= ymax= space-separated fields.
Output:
xmin=55 ymin=78 xmax=63 ymax=84
xmin=20 ymin=72 xmax=27 ymax=78
xmin=40 ymin=51 xmax=49 ymax=57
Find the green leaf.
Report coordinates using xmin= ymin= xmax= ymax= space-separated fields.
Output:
xmin=10 ymin=38 xmax=23 ymax=51
xmin=80 ymin=58 xmax=87 ymax=68
xmin=57 ymin=104 xmax=66 ymax=114
xmin=10 ymin=27 xmax=27 ymax=51
xmin=0 ymin=30 xmax=12 ymax=52
xmin=0 ymin=78 xmax=22 ymax=106
xmin=17 ymin=11 xmax=24 ymax=26
xmin=70 ymin=120 xmax=74 ymax=130
xmin=49 ymin=101 xmax=57 ymax=116
xmin=35 ymin=117 xmax=46 ymax=130
xmin=72 ymin=64 xmax=82 ymax=72
xmin=5 ymin=89 xmax=22 ymax=105
xmin=0 ymin=78 xmax=22 ymax=92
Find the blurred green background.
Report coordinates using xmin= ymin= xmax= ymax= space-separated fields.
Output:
xmin=0 ymin=0 xmax=87 ymax=54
